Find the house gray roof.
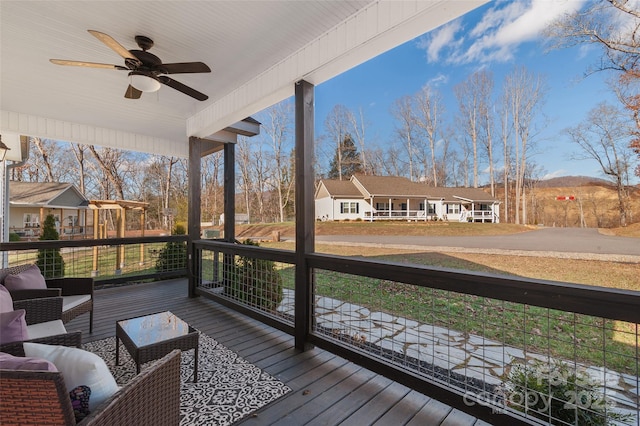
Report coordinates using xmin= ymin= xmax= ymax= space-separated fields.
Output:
xmin=319 ymin=179 xmax=364 ymax=198
xmin=9 ymin=182 xmax=88 ymax=207
xmin=353 ymin=175 xmax=428 ymax=197
xmin=317 ymin=175 xmax=499 ymax=203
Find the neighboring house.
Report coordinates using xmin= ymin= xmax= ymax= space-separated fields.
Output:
xmin=8 ymin=182 xmax=90 ymax=238
xmin=315 ymin=175 xmax=501 ymax=223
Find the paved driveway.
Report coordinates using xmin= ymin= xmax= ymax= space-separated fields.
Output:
xmin=315 ymin=227 xmax=640 ymax=257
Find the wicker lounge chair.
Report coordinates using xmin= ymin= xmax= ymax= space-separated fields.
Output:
xmin=0 ymin=265 xmax=94 ymax=333
xmin=0 ymin=294 xmax=83 ymax=356
xmin=0 ymin=348 xmax=181 ymax=425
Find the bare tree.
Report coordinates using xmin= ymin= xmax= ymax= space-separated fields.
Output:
xmin=391 ymin=96 xmax=418 ymax=180
xmin=237 ymin=138 xmax=254 ymax=223
xmin=499 ymin=89 xmax=513 ymax=222
xmin=414 ymin=86 xmax=444 ymax=186
xmin=347 ymin=107 xmax=369 ymax=174
xmin=263 ymin=102 xmax=294 ymax=222
xmin=477 ymin=71 xmax=496 ymax=196
xmin=70 ymin=144 xmax=89 ymax=194
xmin=454 ymin=73 xmax=484 ymax=188
xmin=33 ymin=138 xmax=56 ymax=182
xmin=503 ymin=66 xmax=547 ymax=224
xmin=546 ymin=0 xmax=640 ymax=177
xmin=324 ymin=105 xmax=352 ymax=180
xmin=87 ymin=146 xmax=128 ymax=199
xmin=566 ymin=102 xmax=634 ymax=226
xmin=201 ymin=152 xmax=224 ymax=224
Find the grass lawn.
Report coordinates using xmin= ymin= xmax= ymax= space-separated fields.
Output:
xmin=261 ymin=241 xmax=638 ymax=373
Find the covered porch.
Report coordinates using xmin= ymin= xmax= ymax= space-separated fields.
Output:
xmin=71 ymin=278 xmax=487 ymax=425
xmin=2 ymin=2 xmax=638 ymax=425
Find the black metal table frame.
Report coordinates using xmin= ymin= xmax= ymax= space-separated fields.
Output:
xmin=115 ymin=311 xmax=199 ymax=382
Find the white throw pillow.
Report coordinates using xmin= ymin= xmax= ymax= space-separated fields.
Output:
xmin=23 ymin=342 xmax=119 ymax=411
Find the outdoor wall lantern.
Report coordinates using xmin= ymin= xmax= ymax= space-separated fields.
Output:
xmin=0 ymin=135 xmax=11 ymax=161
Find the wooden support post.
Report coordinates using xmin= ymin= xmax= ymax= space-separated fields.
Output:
xmin=115 ymin=208 xmax=123 ymax=274
xmin=221 ymin=142 xmax=235 ymax=295
xmin=188 ymin=136 xmax=203 ymax=298
xmin=223 ymin=143 xmax=235 ymax=243
xmin=92 ymin=209 xmax=99 ymax=277
xmin=294 ymin=80 xmax=315 ymax=351
xmin=139 ymin=210 xmax=145 ymax=265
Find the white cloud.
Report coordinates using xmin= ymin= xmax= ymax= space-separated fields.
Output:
xmin=425 ymin=73 xmax=449 ymax=87
xmin=542 ymin=169 xmax=568 ymax=180
xmin=418 ymin=20 xmax=463 ymax=63
xmin=427 ymin=0 xmax=586 ymax=65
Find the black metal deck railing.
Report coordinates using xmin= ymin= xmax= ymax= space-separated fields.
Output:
xmin=0 ymin=236 xmax=188 ymax=286
xmin=194 ymin=239 xmax=640 ymax=426
xmin=2 ymin=237 xmax=638 ymax=425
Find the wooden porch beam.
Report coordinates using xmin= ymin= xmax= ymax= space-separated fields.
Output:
xmin=294 ymin=80 xmax=315 ymax=351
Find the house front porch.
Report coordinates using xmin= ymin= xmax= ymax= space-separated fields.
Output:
xmin=70 ymin=278 xmax=488 ymax=426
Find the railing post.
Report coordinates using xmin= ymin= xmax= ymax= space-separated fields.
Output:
xmin=295 ymin=79 xmax=315 ymax=351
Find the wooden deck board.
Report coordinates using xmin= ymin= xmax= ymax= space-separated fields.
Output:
xmin=63 ymin=279 xmax=487 ymax=426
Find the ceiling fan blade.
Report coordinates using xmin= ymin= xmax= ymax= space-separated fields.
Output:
xmin=88 ymin=30 xmax=141 ymax=64
xmin=159 ymin=62 xmax=211 ymax=74
xmin=50 ymin=59 xmax=127 ymax=70
xmin=158 ymin=76 xmax=208 ymax=101
xmin=124 ymin=85 xmax=142 ymax=99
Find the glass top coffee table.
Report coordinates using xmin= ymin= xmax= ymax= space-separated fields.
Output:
xmin=116 ymin=311 xmax=199 ymax=382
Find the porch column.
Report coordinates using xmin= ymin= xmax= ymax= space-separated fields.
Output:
xmin=188 ymin=136 xmax=203 ymax=298
xmin=294 ymin=79 xmax=314 ymax=351
xmin=223 ymin=143 xmax=235 ymax=243
xmin=370 ymin=196 xmax=374 ymax=222
xmin=406 ymin=198 xmax=410 ymax=219
xmin=388 ymin=198 xmax=391 ymax=218
xmin=424 ymin=198 xmax=427 ymax=222
xmin=92 ymin=209 xmax=99 ymax=277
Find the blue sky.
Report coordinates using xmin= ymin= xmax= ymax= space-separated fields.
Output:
xmin=312 ymin=0 xmax=632 ymax=183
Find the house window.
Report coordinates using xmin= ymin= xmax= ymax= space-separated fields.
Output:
xmin=479 ymin=203 xmax=490 ymax=211
xmin=23 ymin=213 xmax=39 ymax=228
xmin=420 ymin=202 xmax=436 ymax=214
xmin=447 ymin=204 xmax=460 ymax=214
xmin=375 ymin=202 xmax=389 ymax=210
xmin=400 ymin=203 xmax=407 ymax=211
xmin=340 ymin=202 xmax=359 ymax=214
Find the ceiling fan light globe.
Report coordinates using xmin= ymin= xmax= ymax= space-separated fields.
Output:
xmin=129 ymin=74 xmax=161 ymax=92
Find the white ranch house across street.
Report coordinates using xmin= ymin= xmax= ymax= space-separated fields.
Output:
xmin=315 ymin=175 xmax=500 ymax=223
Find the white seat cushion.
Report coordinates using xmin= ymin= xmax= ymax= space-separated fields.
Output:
xmin=26 ymin=319 xmax=67 ymax=339
xmin=62 ymin=295 xmax=91 ymax=312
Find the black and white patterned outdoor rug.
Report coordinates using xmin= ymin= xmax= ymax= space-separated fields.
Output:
xmin=83 ymin=334 xmax=291 ymax=425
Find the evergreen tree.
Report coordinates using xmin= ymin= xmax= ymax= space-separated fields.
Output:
xmin=155 ymin=223 xmax=187 ymax=272
xmin=327 ymin=134 xmax=363 ymax=180
xmin=36 ymin=214 xmax=65 ymax=278
xmin=228 ymin=239 xmax=283 ymax=311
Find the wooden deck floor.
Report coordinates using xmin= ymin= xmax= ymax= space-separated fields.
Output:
xmin=67 ymin=279 xmax=492 ymax=426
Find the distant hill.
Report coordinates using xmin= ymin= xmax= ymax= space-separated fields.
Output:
xmin=536 ymin=176 xmax=613 ymax=188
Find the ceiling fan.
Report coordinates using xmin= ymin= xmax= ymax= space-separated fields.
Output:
xmin=50 ymin=30 xmax=211 ymax=101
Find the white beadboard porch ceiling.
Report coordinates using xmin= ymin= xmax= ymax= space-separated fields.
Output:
xmin=1 ymin=1 xmax=485 ymax=158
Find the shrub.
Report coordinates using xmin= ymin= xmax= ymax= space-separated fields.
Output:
xmin=9 ymin=233 xmax=21 ymax=242
xmin=155 ymin=224 xmax=187 ymax=272
xmin=36 ymin=214 xmax=65 ymax=278
xmin=504 ymin=361 xmax=631 ymax=425
xmin=228 ymin=239 xmax=283 ymax=311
